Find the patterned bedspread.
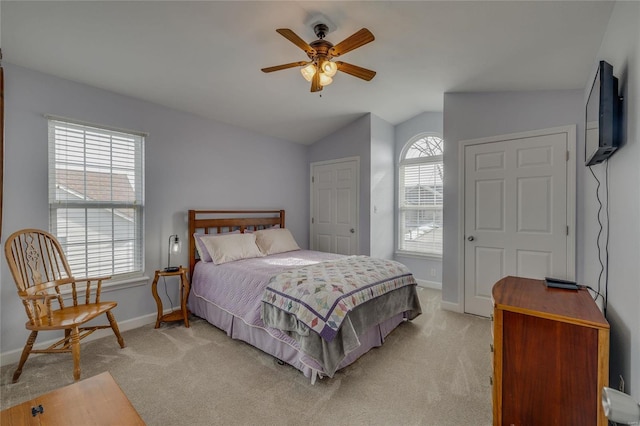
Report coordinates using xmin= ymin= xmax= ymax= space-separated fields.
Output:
xmin=262 ymin=256 xmax=417 ymax=342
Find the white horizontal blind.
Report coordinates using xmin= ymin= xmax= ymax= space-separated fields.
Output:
xmin=398 ymin=136 xmax=443 ymax=255
xmin=48 ymin=119 xmax=144 ymax=278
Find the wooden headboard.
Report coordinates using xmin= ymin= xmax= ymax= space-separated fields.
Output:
xmin=188 ymin=209 xmax=285 ymax=275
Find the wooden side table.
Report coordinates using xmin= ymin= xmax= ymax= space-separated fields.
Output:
xmin=151 ymin=267 xmax=190 ymax=328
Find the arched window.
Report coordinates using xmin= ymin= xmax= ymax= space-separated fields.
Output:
xmin=398 ymin=134 xmax=443 ymax=256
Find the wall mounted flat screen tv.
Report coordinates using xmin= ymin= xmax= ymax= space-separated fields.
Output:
xmin=585 ymin=60 xmax=621 ymax=166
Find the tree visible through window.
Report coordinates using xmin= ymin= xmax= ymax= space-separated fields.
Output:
xmin=48 ymin=119 xmax=144 ymax=278
xmin=398 ymin=135 xmax=443 ymax=256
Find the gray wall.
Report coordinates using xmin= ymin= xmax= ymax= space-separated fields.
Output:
xmin=1 ymin=64 xmax=309 ymax=359
xmin=307 ymin=114 xmax=372 ymax=255
xmin=370 ymin=114 xmax=395 ymax=259
xmin=442 ymin=90 xmax=584 ymax=306
xmin=394 ymin=112 xmax=444 ymax=287
xmin=588 ymin=0 xmax=639 ymax=399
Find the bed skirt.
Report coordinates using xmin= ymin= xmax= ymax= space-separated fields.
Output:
xmin=188 ymin=293 xmax=406 ymax=381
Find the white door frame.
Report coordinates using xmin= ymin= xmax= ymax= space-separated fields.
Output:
xmin=457 ymin=125 xmax=576 ymax=312
xmin=309 ymin=156 xmax=360 ymax=253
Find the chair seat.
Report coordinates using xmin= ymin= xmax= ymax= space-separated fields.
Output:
xmin=25 ymin=302 xmax=118 ymax=331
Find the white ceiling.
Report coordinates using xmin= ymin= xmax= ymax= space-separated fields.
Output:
xmin=1 ymin=1 xmax=614 ymax=145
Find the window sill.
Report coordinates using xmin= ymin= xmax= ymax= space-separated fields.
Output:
xmin=395 ymin=251 xmax=442 ymax=261
xmin=102 ymin=275 xmax=150 ymax=293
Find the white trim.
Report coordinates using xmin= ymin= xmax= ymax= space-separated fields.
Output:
xmin=45 ymin=114 xmax=149 ymax=137
xmin=415 ymin=278 xmax=442 ymax=290
xmin=440 ymin=300 xmax=463 ymax=313
xmin=395 ymin=251 xmax=442 ymax=261
xmin=309 ymin=157 xmax=360 ymax=254
xmin=457 ymin=125 xmax=577 ymax=314
xmin=0 ymin=306 xmax=171 ymax=367
xmin=57 ymin=275 xmax=150 ymax=299
xmin=101 ymin=275 xmax=150 ymax=293
xmin=565 ymin=126 xmax=577 ymax=279
xmin=309 ymin=156 xmax=361 ymax=167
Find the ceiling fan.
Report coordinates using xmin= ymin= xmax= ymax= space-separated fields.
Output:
xmin=261 ymin=23 xmax=376 ymax=92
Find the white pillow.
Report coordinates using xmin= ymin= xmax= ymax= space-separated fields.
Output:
xmin=200 ymin=233 xmax=264 ymax=265
xmin=254 ymin=228 xmax=300 ymax=255
xmin=194 ymin=231 xmax=240 ymax=262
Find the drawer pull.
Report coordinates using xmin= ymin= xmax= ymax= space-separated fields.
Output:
xmin=490 ymin=343 xmax=494 ymax=352
xmin=489 ymin=376 xmax=493 ymax=386
xmin=31 ymin=404 xmax=44 ymax=417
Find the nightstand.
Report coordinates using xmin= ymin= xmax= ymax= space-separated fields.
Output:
xmin=151 ymin=267 xmax=190 ymax=328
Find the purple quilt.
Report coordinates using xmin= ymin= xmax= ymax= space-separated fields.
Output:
xmin=262 ymin=256 xmax=417 ymax=342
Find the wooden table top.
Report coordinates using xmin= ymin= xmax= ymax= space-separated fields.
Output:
xmin=492 ymin=275 xmax=609 ymax=329
xmin=1 ymin=371 xmax=145 ymax=425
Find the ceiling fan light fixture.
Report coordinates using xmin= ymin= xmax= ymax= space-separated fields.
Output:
xmin=319 ymin=73 xmax=333 ymax=87
xmin=300 ymin=63 xmax=316 ymax=82
xmin=322 ymin=60 xmax=338 ymax=77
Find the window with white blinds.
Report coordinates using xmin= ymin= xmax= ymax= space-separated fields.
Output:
xmin=48 ymin=118 xmax=145 ymax=278
xmin=398 ymin=135 xmax=443 ymax=256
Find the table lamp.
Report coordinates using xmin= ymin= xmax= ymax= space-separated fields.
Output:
xmin=165 ymin=234 xmax=181 ymax=272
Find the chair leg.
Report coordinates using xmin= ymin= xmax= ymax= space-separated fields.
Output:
xmin=71 ymin=326 xmax=81 ymax=381
xmin=12 ymin=331 xmax=38 ymax=383
xmin=107 ymin=311 xmax=126 ymax=348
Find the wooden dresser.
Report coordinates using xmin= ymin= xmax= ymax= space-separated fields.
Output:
xmin=491 ymin=276 xmax=609 ymax=426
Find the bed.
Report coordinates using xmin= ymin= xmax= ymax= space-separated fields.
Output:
xmin=187 ymin=209 xmax=422 ymax=383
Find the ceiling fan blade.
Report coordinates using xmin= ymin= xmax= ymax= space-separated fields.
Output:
xmin=276 ymin=29 xmax=316 ymax=54
xmin=330 ymin=28 xmax=375 ymax=57
xmin=311 ymin=70 xmax=322 ymax=92
xmin=335 ymin=61 xmax=376 ymax=81
xmin=261 ymin=61 xmax=309 ymax=73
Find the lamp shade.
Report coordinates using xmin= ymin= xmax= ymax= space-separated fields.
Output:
xmin=170 ymin=235 xmax=182 ymax=254
xmin=322 ymin=60 xmax=337 ymax=77
xmin=319 ymin=73 xmax=333 ymax=87
xmin=165 ymin=234 xmax=181 ymax=272
xmin=300 ymin=63 xmax=316 ymax=82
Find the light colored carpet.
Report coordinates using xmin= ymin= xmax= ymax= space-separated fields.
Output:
xmin=0 ymin=288 xmax=492 ymax=425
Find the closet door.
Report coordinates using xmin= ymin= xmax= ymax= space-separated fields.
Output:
xmin=463 ymin=126 xmax=575 ymax=317
xmin=310 ymin=157 xmax=359 ymax=255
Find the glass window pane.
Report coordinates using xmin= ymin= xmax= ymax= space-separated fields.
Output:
xmin=399 ymin=135 xmax=444 ymax=255
xmin=404 ymin=135 xmax=443 ymax=159
xmin=49 ymin=119 xmax=144 ymax=278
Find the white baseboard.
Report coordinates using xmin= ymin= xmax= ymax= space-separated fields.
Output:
xmin=415 ymin=279 xmax=441 ymax=290
xmin=440 ymin=300 xmax=463 ymax=313
xmin=0 ymin=311 xmax=164 ymax=368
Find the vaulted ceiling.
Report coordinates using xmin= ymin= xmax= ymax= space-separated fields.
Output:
xmin=1 ymin=1 xmax=614 ymax=144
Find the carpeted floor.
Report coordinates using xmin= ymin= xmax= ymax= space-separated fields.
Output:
xmin=0 ymin=288 xmax=492 ymax=425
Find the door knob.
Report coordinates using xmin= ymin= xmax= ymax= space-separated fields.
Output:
xmin=350 ymin=228 xmax=355 ymax=234
xmin=467 ymin=236 xmax=475 ymax=241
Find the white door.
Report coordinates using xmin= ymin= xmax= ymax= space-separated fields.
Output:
xmin=310 ymin=158 xmax=359 ymax=255
xmin=463 ymin=127 xmax=575 ymax=317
